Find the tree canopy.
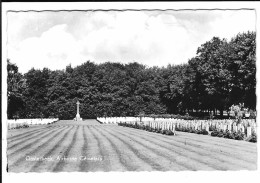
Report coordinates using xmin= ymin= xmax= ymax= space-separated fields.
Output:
xmin=7 ymin=31 xmax=256 ymax=119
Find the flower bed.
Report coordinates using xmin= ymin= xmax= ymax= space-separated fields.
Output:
xmin=99 ymin=117 xmax=257 ymax=143
xmin=118 ymin=121 xmax=175 ymax=136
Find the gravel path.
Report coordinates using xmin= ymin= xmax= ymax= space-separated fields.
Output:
xmin=7 ymin=120 xmax=257 ymax=172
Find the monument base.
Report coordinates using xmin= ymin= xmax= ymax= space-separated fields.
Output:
xmin=74 ymin=113 xmax=83 ymax=121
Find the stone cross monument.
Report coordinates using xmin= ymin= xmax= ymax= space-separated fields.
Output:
xmin=74 ymin=100 xmax=83 ymax=121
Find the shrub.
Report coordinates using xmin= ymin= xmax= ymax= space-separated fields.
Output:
xmin=161 ymin=129 xmax=167 ymax=134
xmin=217 ymin=132 xmax=224 ymax=137
xmin=211 ymin=130 xmax=219 ymax=137
xmin=195 ymin=130 xmax=202 ymax=134
xmin=165 ymin=130 xmax=175 ymax=135
xmin=184 ymin=128 xmax=189 ymax=132
xmin=148 ymin=127 xmax=153 ymax=132
xmin=248 ymin=134 xmax=257 ymax=143
xmin=156 ymin=128 xmax=161 ymax=133
xmin=189 ymin=129 xmax=196 ymax=133
xmin=202 ymin=129 xmax=209 ymax=135
xmin=234 ymin=132 xmax=245 ymax=140
xmin=175 ymin=127 xmax=180 ymax=131
xmin=229 ymin=132 xmax=236 ymax=139
xmin=223 ymin=131 xmax=232 ymax=138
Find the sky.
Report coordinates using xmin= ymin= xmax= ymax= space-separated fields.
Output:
xmin=6 ymin=9 xmax=256 ymax=73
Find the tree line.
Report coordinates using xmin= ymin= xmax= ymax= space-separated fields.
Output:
xmin=7 ymin=31 xmax=256 ymax=119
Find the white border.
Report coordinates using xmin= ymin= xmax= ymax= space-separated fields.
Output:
xmin=2 ymin=2 xmax=260 ymax=10
xmin=2 ymin=2 xmax=260 ymax=183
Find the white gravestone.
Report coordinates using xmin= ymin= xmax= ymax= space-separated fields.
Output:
xmin=238 ymin=124 xmax=242 ymax=132
xmin=228 ymin=124 xmax=232 ymax=131
xmin=233 ymin=125 xmax=238 ymax=133
xmin=206 ymin=124 xmax=209 ymax=132
xmin=223 ymin=125 xmax=227 ymax=132
xmin=247 ymin=127 xmax=252 ymax=137
xmin=241 ymin=125 xmax=245 ymax=133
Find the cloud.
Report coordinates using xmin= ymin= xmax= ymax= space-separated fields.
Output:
xmin=78 ymin=11 xmax=192 ymax=66
xmin=8 ymin=24 xmax=85 ymax=73
xmin=209 ymin=10 xmax=256 ymax=40
xmin=7 ymin=10 xmax=255 ymax=73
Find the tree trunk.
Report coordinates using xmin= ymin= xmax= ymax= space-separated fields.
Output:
xmin=220 ymin=110 xmax=223 ymax=117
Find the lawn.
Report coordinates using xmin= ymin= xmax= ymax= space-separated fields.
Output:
xmin=7 ymin=120 xmax=257 ymax=172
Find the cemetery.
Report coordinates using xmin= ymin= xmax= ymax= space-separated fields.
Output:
xmin=6 ymin=61 xmax=258 ymax=172
xmin=6 ymin=27 xmax=257 ymax=172
xmin=7 ymin=118 xmax=257 ymax=172
xmin=6 ymin=104 xmax=257 ymax=172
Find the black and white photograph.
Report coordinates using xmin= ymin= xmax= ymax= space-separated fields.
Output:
xmin=1 ymin=1 xmax=259 ymax=182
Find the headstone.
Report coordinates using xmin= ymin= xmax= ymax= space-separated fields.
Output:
xmin=219 ymin=124 xmax=222 ymax=131
xmin=195 ymin=123 xmax=198 ymax=130
xmin=228 ymin=124 xmax=232 ymax=131
xmin=252 ymin=123 xmax=256 ymax=133
xmin=223 ymin=125 xmax=227 ymax=132
xmin=201 ymin=122 xmax=205 ymax=130
xmin=247 ymin=127 xmax=252 ymax=137
xmin=238 ymin=124 xmax=242 ymax=132
xmin=172 ymin=125 xmax=175 ymax=134
xmin=252 ymin=126 xmax=257 ymax=134
xmin=219 ymin=123 xmax=222 ymax=131
xmin=205 ymin=124 xmax=209 ymax=132
xmin=241 ymin=125 xmax=245 ymax=133
xmin=197 ymin=122 xmax=200 ymax=130
xmin=233 ymin=125 xmax=238 ymax=133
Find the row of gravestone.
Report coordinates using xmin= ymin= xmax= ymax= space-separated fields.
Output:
xmin=175 ymin=120 xmax=256 ymax=137
xmin=97 ymin=117 xmax=140 ymax=123
xmin=138 ymin=120 xmax=176 ymax=132
xmin=98 ymin=117 xmax=256 ymax=125
xmin=7 ymin=118 xmax=59 ymax=129
xmin=112 ymin=118 xmax=257 ymax=138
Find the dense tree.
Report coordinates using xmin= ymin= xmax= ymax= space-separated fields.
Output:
xmin=7 ymin=60 xmax=25 ymax=119
xmin=227 ymin=32 xmax=256 ymax=109
xmin=7 ymin=31 xmax=256 ymax=119
xmin=188 ymin=37 xmax=231 ymax=115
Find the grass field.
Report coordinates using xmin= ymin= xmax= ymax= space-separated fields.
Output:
xmin=7 ymin=120 xmax=257 ymax=172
